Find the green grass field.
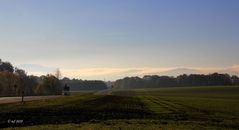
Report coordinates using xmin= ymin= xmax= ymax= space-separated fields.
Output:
xmin=1 ymin=86 xmax=239 ymax=130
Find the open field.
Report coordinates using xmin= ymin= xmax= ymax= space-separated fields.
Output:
xmin=1 ymin=86 xmax=239 ymax=130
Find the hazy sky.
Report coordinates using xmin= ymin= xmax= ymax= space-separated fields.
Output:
xmin=0 ymin=0 xmax=239 ymax=80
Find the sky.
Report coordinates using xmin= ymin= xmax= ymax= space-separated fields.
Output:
xmin=0 ymin=0 xmax=239 ymax=80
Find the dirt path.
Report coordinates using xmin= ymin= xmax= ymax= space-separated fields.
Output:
xmin=0 ymin=95 xmax=61 ymax=104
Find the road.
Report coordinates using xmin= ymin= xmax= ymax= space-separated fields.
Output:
xmin=0 ymin=95 xmax=61 ymax=104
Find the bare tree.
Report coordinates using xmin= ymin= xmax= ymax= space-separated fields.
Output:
xmin=55 ymin=68 xmax=62 ymax=80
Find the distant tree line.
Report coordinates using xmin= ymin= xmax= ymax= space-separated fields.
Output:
xmin=62 ymin=77 xmax=107 ymax=91
xmin=114 ymin=73 xmax=239 ymax=89
xmin=0 ymin=59 xmax=108 ymax=96
xmin=0 ymin=59 xmax=62 ymax=97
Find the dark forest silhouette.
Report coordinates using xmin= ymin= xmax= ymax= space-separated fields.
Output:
xmin=114 ymin=74 xmax=239 ymax=89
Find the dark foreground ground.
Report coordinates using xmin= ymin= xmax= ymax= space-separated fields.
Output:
xmin=0 ymin=96 xmax=61 ymax=104
xmin=0 ymin=86 xmax=239 ymax=130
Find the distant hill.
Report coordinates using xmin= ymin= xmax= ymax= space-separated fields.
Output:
xmin=17 ymin=64 xmax=55 ymax=75
xmin=159 ymin=68 xmax=202 ymax=76
xmin=219 ymin=69 xmax=239 ymax=76
xmin=159 ymin=67 xmax=239 ymax=77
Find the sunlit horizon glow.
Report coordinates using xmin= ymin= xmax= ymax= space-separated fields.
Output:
xmin=20 ymin=65 xmax=239 ymax=81
xmin=1 ymin=0 xmax=239 ymax=80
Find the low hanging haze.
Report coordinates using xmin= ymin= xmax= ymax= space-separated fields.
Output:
xmin=1 ymin=0 xmax=239 ymax=81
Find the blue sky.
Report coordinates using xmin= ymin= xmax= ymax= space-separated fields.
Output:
xmin=0 ymin=0 xmax=239 ymax=80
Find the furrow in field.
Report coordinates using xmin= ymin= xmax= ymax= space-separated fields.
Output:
xmin=158 ymin=97 xmax=212 ymax=114
xmin=140 ymin=95 xmax=213 ymax=121
xmin=156 ymin=97 xmax=222 ymax=122
xmin=141 ymin=96 xmax=177 ymax=113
